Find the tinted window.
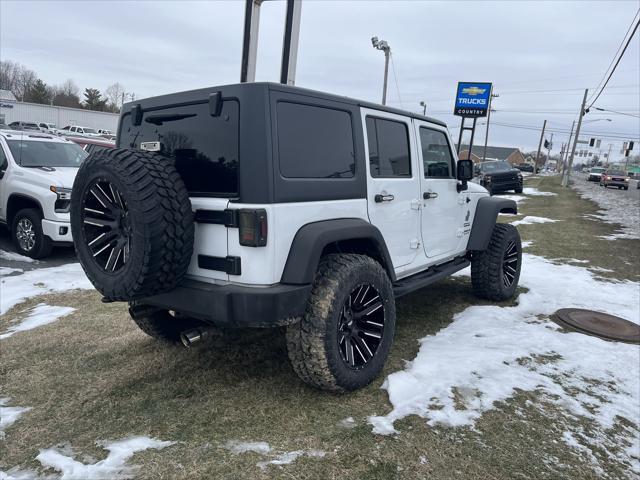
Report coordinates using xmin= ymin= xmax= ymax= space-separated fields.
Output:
xmin=121 ymin=100 xmax=239 ymax=196
xmin=277 ymin=102 xmax=355 ymax=178
xmin=419 ymin=128 xmax=453 ymax=178
xmin=366 ymin=117 xmax=411 ymax=177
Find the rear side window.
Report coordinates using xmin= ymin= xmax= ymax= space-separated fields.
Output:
xmin=121 ymin=100 xmax=239 ymax=196
xmin=277 ymin=102 xmax=355 ymax=178
xmin=365 ymin=117 xmax=411 ymax=177
xmin=419 ymin=127 xmax=454 ymax=178
xmin=0 ymin=146 xmax=7 ymax=171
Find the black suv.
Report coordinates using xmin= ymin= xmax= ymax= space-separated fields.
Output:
xmin=474 ymin=160 xmax=523 ymax=195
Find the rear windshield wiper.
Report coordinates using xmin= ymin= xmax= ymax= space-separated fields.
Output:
xmin=144 ymin=113 xmax=196 ymax=125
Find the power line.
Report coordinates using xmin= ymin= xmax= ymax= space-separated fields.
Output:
xmin=587 ymin=8 xmax=639 ymax=105
xmin=587 ymin=11 xmax=640 ymax=109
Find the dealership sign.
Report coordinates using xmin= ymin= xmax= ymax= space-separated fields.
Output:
xmin=454 ymin=82 xmax=492 ymax=117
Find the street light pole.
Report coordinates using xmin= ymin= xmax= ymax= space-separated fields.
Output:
xmin=562 ymin=88 xmax=589 ymax=187
xmin=562 ymin=120 xmax=575 ymax=177
xmin=371 ymin=37 xmax=391 ymax=105
xmin=420 ymin=101 xmax=426 ymax=115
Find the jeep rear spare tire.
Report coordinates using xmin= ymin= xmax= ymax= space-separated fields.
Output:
xmin=70 ymin=148 xmax=194 ymax=301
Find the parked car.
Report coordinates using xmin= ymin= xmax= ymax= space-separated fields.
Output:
xmin=587 ymin=167 xmax=605 ymax=182
xmin=66 ymin=135 xmax=116 ymax=154
xmin=600 ymin=169 xmax=630 ymax=190
xmin=97 ymin=129 xmax=113 ymax=136
xmin=515 ymin=163 xmax=536 ymax=173
xmin=0 ymin=124 xmax=10 ymax=130
xmin=473 ymin=160 xmax=523 ymax=195
xmin=38 ymin=122 xmax=60 ymax=135
xmin=0 ymin=130 xmax=88 ymax=258
xmin=68 ymin=82 xmax=522 ymax=392
xmin=60 ymin=125 xmax=102 ymax=137
xmin=8 ymin=121 xmax=40 ymax=131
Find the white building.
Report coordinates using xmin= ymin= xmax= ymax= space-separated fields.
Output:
xmin=0 ymin=93 xmax=119 ymax=132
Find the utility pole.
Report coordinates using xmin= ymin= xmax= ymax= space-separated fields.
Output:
xmin=535 ymin=119 xmax=547 ymax=172
xmin=562 ymin=120 xmax=575 ymax=176
xmin=606 ymin=143 xmax=612 ymax=165
xmin=562 ymin=88 xmax=588 ymax=187
xmin=371 ymin=37 xmax=391 ymax=105
xmin=547 ymin=133 xmax=553 ymax=169
xmin=482 ymin=91 xmax=498 ymax=162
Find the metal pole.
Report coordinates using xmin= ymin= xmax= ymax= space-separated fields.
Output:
xmin=482 ymin=90 xmax=496 ymax=162
xmin=456 ymin=117 xmax=465 ymax=154
xmin=606 ymin=143 xmax=612 ymax=165
xmin=240 ymin=0 xmax=262 ymax=83
xmin=547 ymin=132 xmax=553 ymax=169
xmin=280 ymin=0 xmax=302 ymax=85
xmin=535 ymin=119 xmax=547 ymax=172
xmin=562 ymin=88 xmax=589 ymax=187
xmin=382 ymin=49 xmax=390 ymax=105
xmin=562 ymin=120 xmax=575 ymax=176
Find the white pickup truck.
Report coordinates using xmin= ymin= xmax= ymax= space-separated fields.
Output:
xmin=0 ymin=130 xmax=88 ymax=258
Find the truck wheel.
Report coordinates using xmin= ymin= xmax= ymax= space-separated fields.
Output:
xmin=11 ymin=208 xmax=53 ymax=259
xmin=128 ymin=302 xmax=205 ymax=343
xmin=286 ymin=254 xmax=395 ymax=392
xmin=471 ymin=224 xmax=522 ymax=301
xmin=514 ymin=186 xmax=523 ymax=194
xmin=70 ymin=148 xmax=194 ymax=301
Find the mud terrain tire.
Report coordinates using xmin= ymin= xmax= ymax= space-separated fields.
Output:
xmin=70 ymin=148 xmax=194 ymax=301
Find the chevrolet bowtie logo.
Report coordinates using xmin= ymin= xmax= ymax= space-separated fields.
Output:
xmin=461 ymin=86 xmax=486 ymax=96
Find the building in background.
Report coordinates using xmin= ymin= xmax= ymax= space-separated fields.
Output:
xmin=456 ymin=144 xmax=526 ymax=165
xmin=0 ymin=94 xmax=118 ymax=131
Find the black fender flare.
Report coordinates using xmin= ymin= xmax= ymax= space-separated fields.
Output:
xmin=467 ymin=196 xmax=518 ymax=251
xmin=281 ymin=218 xmax=395 ymax=284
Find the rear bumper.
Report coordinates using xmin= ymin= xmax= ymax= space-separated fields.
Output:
xmin=484 ymin=179 xmax=522 ymax=192
xmin=140 ymin=279 xmax=311 ymax=328
xmin=604 ymin=180 xmax=628 ymax=187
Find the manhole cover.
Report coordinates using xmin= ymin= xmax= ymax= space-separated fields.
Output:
xmin=552 ymin=308 xmax=640 ymax=344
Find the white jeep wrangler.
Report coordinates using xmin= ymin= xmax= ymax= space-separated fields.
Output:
xmin=0 ymin=130 xmax=86 ymax=258
xmin=69 ymin=83 xmax=521 ymax=391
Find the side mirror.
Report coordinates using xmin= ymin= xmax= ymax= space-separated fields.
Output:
xmin=457 ymin=159 xmax=474 ymax=181
xmin=456 ymin=159 xmax=473 ymax=192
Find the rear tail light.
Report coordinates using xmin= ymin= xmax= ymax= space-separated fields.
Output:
xmin=238 ymin=209 xmax=267 ymax=247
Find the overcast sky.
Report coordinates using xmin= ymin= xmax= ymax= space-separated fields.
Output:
xmin=1 ymin=0 xmax=639 ymax=158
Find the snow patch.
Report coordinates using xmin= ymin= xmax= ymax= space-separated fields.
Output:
xmin=0 ymin=304 xmax=75 ymax=340
xmin=369 ymin=253 xmax=639 ymax=472
xmin=0 ymin=267 xmax=22 ymax=276
xmin=338 ymin=417 xmax=356 ymax=428
xmin=523 ymin=187 xmax=557 ymax=197
xmin=257 ymin=450 xmax=326 ymax=470
xmin=511 ymin=216 xmax=558 ymax=226
xmin=497 ymin=194 xmax=526 ymax=205
xmin=0 ymin=398 xmax=31 ymax=440
xmin=521 ymin=240 xmax=533 ymax=248
xmin=0 ymin=250 xmax=36 ymax=263
xmin=223 ymin=440 xmax=271 ymax=455
xmin=0 ymin=263 xmax=92 ymax=315
xmin=35 ymin=437 xmax=174 ymax=480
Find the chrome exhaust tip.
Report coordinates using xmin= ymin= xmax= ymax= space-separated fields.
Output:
xmin=180 ymin=328 xmax=206 ymax=348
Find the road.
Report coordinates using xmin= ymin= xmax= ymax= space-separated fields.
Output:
xmin=0 ymin=225 xmax=77 ymax=272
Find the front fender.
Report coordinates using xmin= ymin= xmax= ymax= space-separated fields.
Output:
xmin=467 ymin=196 xmax=517 ymax=251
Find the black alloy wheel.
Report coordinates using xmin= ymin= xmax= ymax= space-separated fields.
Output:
xmin=338 ymin=283 xmax=385 ymax=369
xmin=81 ymin=178 xmax=130 ymax=273
xmin=502 ymin=240 xmax=519 ymax=288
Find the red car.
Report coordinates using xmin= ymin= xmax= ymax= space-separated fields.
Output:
xmin=66 ymin=136 xmax=115 ymax=154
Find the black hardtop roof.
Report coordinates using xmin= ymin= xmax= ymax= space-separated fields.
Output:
xmin=123 ymin=82 xmax=447 ymax=128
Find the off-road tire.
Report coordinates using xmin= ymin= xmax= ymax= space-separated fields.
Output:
xmin=286 ymin=254 xmax=396 ymax=392
xmin=70 ymin=148 xmax=194 ymax=301
xmin=471 ymin=223 xmax=522 ymax=301
xmin=12 ymin=208 xmax=53 ymax=259
xmin=128 ymin=302 xmax=205 ymax=343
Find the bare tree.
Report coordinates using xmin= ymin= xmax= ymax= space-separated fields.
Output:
xmin=104 ymin=82 xmax=125 ymax=113
xmin=0 ymin=60 xmax=37 ymax=100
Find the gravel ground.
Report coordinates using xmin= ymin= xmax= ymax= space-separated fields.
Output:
xmin=571 ymin=175 xmax=640 ymax=240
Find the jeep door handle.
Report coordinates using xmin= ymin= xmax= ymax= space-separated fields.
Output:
xmin=374 ymin=194 xmax=395 ymax=203
xmin=423 ymin=192 xmax=438 ymax=200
